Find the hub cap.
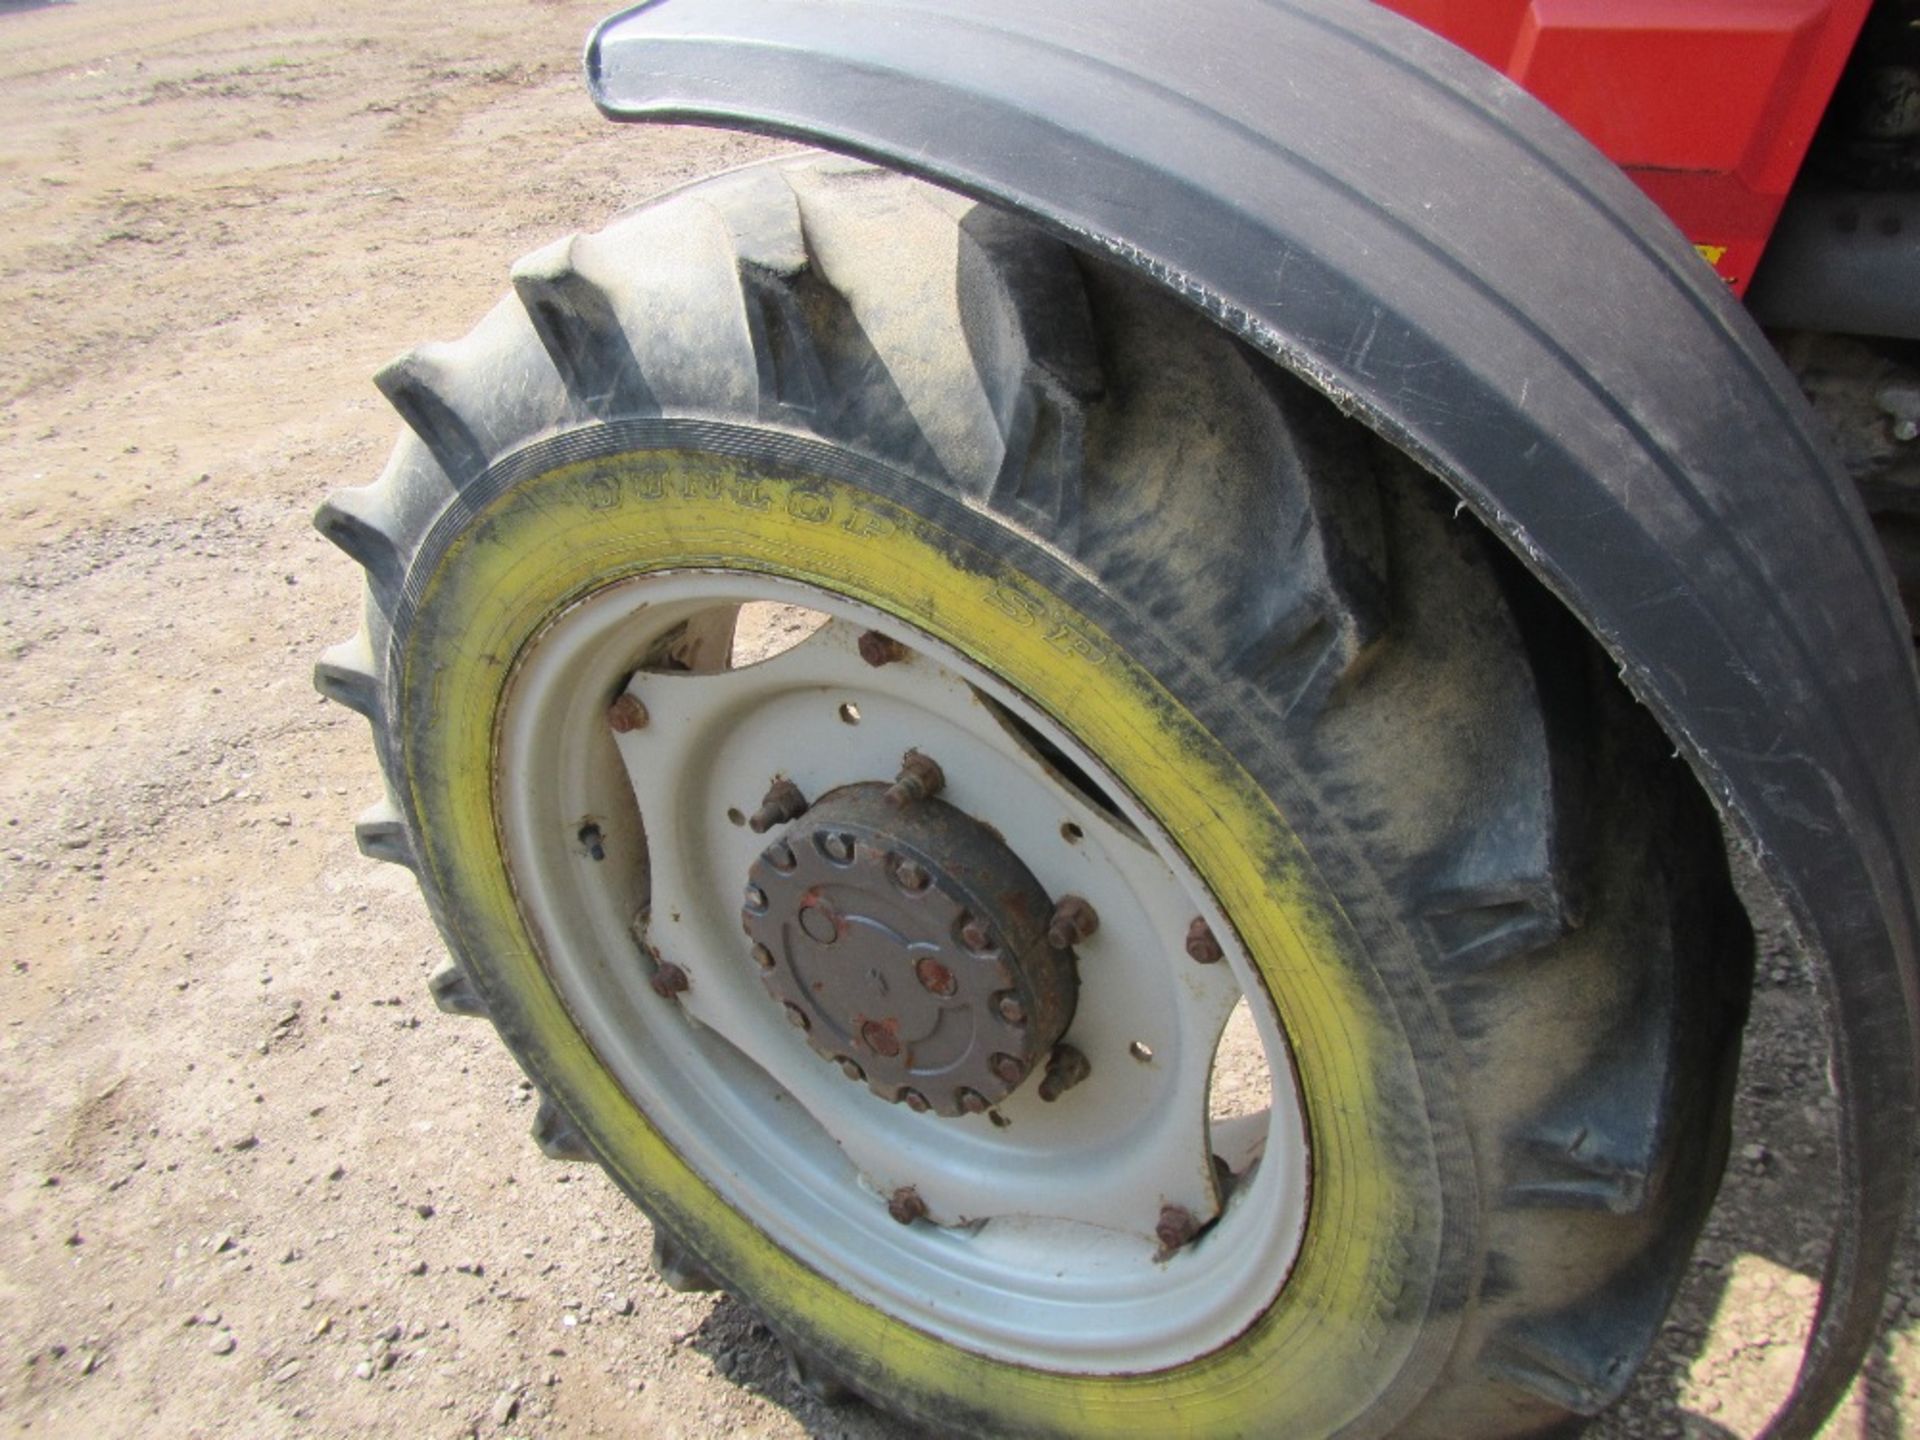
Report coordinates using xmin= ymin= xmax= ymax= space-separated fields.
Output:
xmin=744 ymin=783 xmax=1077 ymax=1116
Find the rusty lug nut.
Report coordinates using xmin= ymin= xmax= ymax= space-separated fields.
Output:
xmin=860 ymin=1019 xmax=903 ymax=1057
xmin=887 ymin=1186 xmax=928 ymax=1225
xmin=750 ymin=943 xmax=776 ymax=971
xmin=1185 ymin=916 xmax=1225 ymax=965
xmin=783 ymin=1002 xmax=811 ymax=1031
xmin=1046 ymin=895 xmax=1099 ymax=951
xmin=891 ymin=856 xmax=931 ymax=893
xmin=989 ymin=1052 xmax=1026 ymax=1086
xmin=650 ymin=962 xmax=689 ymax=999
xmin=884 ymin=749 xmax=946 ymax=808
xmin=606 ymin=692 xmax=650 ymax=733
xmin=820 ymin=831 xmax=856 ymax=864
xmin=914 ymin=956 xmax=958 ymax=997
xmin=1156 ymin=1204 xmax=1200 ymax=1255
xmin=900 ymin=1088 xmax=931 ymax=1113
xmin=958 ymin=915 xmax=995 ymax=952
xmin=955 ymin=1087 xmax=990 ymax=1115
xmin=764 ymin=840 xmax=797 ymax=873
xmin=857 ymin=630 xmax=910 ymax=667
xmin=748 ymin=779 xmax=808 ymax=834
xmin=1037 ymin=1044 xmax=1091 ymax=1102
xmin=743 ymin=884 xmax=769 ymax=913
xmin=837 ymin=1056 xmax=865 ymax=1082
xmin=992 ymin=991 xmax=1026 ymax=1026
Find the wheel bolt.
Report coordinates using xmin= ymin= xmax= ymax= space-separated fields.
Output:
xmin=837 ymin=1056 xmax=865 ymax=1082
xmin=748 ymin=779 xmax=808 ymax=834
xmin=1046 ymin=895 xmax=1099 ymax=950
xmin=892 ymin=856 xmax=931 ymax=893
xmin=955 ymin=1087 xmax=990 ymax=1115
xmin=783 ymin=1002 xmax=811 ymax=1031
xmin=750 ymin=943 xmax=776 ymax=971
xmin=1037 ymin=1044 xmax=1090 ymax=1102
xmin=858 ymin=631 xmax=910 ymax=667
xmin=884 ymin=749 xmax=945 ymax=808
xmin=743 ymin=884 xmax=768 ymax=913
xmin=799 ymin=902 xmax=839 ymax=945
xmin=989 ymin=1052 xmax=1025 ymax=1086
xmin=650 ymin=962 xmax=689 ymax=999
xmin=820 ymin=831 xmax=856 ymax=864
xmin=1156 ymin=1204 xmax=1200 ymax=1255
xmin=900 ymin=1089 xmax=930 ymax=1113
xmin=860 ymin=1019 xmax=902 ymax=1057
xmin=992 ymin=991 xmax=1026 ymax=1026
xmin=958 ymin=916 xmax=995 ymax=952
xmin=914 ymin=956 xmax=957 ymax=997
xmin=1185 ymin=917 xmax=1224 ymax=964
xmin=606 ymin=693 xmax=650 ymax=733
xmin=763 ymin=840 xmax=797 ymax=872
xmin=887 ymin=1186 xmax=927 ymax=1225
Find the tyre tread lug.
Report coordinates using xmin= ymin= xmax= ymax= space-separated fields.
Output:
xmin=427 ymin=957 xmax=488 ymax=1019
xmin=312 ymin=486 xmax=404 ymax=596
xmin=986 ymin=378 xmax=1088 ymax=544
xmin=739 ymin=268 xmax=834 ymax=421
xmin=1484 ymin=1281 xmax=1665 ymax=1418
xmin=783 ymin=165 xmax=998 ymax=485
xmin=353 ymin=799 xmax=416 ymax=871
xmin=313 ymin=632 xmax=380 ymax=722
xmin=1422 ymin=890 xmax=1569 ymax=970
xmin=649 ymin=1226 xmax=721 ymax=1294
xmin=1226 ymin=598 xmax=1378 ymax=719
xmin=1504 ymin=1020 xmax=1663 ymax=1216
xmin=510 ymin=234 xmax=658 ymax=416
xmin=959 ymin=205 xmax=1102 ymax=542
xmin=373 ymin=343 xmax=491 ymax=486
xmin=530 ymin=1095 xmax=594 ymax=1162
xmin=780 ymin=1336 xmax=855 ymax=1407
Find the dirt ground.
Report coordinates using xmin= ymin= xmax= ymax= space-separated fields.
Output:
xmin=0 ymin=1 xmax=1916 ymax=1436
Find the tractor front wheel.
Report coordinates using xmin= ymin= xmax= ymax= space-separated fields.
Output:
xmin=317 ymin=155 xmax=1750 ymax=1437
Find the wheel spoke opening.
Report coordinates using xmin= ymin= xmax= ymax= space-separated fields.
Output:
xmin=730 ymin=600 xmax=832 ymax=667
xmin=1209 ymin=996 xmax=1277 ymax=1182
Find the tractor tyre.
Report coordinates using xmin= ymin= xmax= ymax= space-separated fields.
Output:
xmin=315 ymin=155 xmax=1751 ymax=1437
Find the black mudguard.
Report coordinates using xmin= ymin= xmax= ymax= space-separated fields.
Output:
xmin=585 ymin=2 xmax=1920 ymax=1433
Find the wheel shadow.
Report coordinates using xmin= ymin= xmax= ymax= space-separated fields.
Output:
xmin=680 ymin=1293 xmax=919 ymax=1439
xmin=1592 ymin=961 xmax=1916 ymax=1438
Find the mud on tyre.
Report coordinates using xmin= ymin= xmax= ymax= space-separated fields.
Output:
xmin=316 ymin=155 xmax=1751 ymax=1437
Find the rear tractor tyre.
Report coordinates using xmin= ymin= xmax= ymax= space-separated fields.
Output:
xmin=316 ymin=155 xmax=1750 ymax=1437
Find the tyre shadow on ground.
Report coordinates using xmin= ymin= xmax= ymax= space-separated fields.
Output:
xmin=1593 ymin=965 xmax=1917 ymax=1438
xmin=682 ymin=1294 xmax=914 ymax=1439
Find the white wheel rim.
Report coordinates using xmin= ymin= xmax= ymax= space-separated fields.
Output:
xmin=495 ymin=570 xmax=1310 ymax=1372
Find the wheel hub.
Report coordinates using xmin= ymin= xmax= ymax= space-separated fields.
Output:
xmin=742 ymin=781 xmax=1077 ymax=1117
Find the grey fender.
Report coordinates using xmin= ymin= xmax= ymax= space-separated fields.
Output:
xmin=585 ymin=2 xmax=1920 ymax=1434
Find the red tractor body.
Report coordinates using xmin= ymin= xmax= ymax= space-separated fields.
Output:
xmin=1384 ymin=0 xmax=1876 ymax=290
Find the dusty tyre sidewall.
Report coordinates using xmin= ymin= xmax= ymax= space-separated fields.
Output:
xmin=389 ymin=420 xmax=1474 ymax=1438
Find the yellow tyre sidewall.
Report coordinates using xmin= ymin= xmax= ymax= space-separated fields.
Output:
xmin=398 ymin=446 xmax=1441 ymax=1438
